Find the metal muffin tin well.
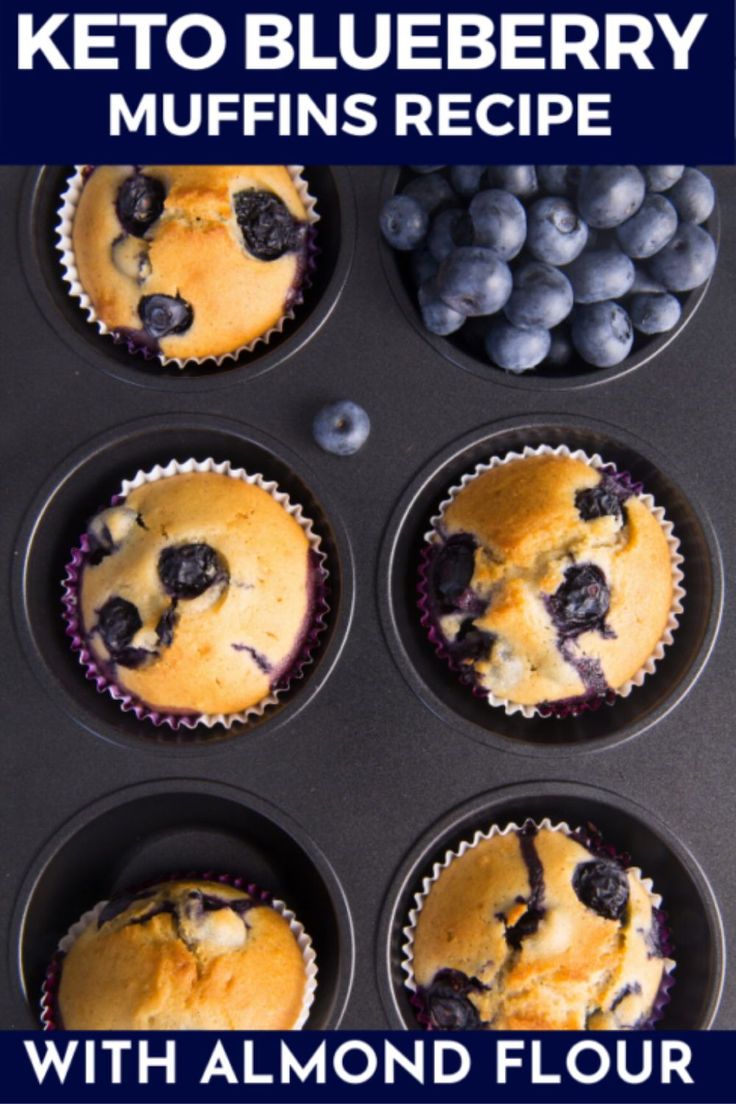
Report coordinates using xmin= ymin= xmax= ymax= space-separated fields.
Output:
xmin=1 ymin=165 xmax=734 ymax=1030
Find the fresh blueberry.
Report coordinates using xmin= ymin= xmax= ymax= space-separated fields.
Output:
xmin=641 ymin=165 xmax=685 ymax=192
xmin=410 ymin=247 xmax=439 ymax=288
xmin=668 ymin=168 xmax=716 ymax=225
xmin=616 ymin=194 xmax=678 ymax=259
xmin=379 ymin=194 xmax=428 ymax=251
xmin=565 ymin=249 xmax=635 ymax=304
xmin=489 ymin=165 xmax=538 ymax=197
xmin=468 ymin=189 xmax=527 ymax=261
xmin=647 ymin=223 xmax=717 ymax=291
xmin=526 ymin=197 xmax=588 ymax=265
xmin=573 ymin=859 xmax=629 ymax=921
xmin=545 ymin=328 xmax=574 ymax=368
xmin=138 ymin=294 xmax=193 ymax=339
xmin=96 ymin=596 xmax=151 ymax=668
xmin=548 ymin=564 xmax=610 ymax=636
xmin=436 ymin=246 xmax=513 ymax=316
xmin=486 ymin=320 xmax=551 ymax=373
xmin=431 ymin=535 xmax=477 ymax=606
xmin=402 ymin=172 xmax=455 ymax=214
xmin=536 ymin=165 xmax=583 ymax=197
xmin=158 ymin=543 xmax=225 ymax=599
xmin=629 ymin=293 xmax=682 ymax=335
xmin=571 ymin=301 xmax=634 ymax=368
xmin=505 ymin=261 xmax=573 ymax=329
xmin=427 ymin=208 xmax=474 ymax=262
xmin=630 ymin=266 xmax=667 ymax=295
xmin=449 ymin=165 xmax=486 ymax=197
xmin=409 ymin=165 xmax=446 ymax=173
xmin=233 ymin=189 xmax=302 ymax=260
xmin=425 ymin=970 xmax=482 ymax=1031
xmin=418 ymin=280 xmax=466 ymax=335
xmin=313 ymin=400 xmax=371 ymax=456
xmin=577 ymin=166 xmax=646 ymax=229
xmin=576 ymin=475 xmax=628 ymax=522
xmin=116 ymin=173 xmax=165 ymax=237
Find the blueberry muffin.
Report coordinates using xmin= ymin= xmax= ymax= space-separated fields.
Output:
xmin=409 ymin=823 xmax=673 ymax=1030
xmin=69 ymin=165 xmax=312 ymax=361
xmin=74 ymin=467 xmax=322 ymax=719
xmin=55 ymin=880 xmax=311 ymax=1029
xmin=423 ymin=451 xmax=677 ymax=713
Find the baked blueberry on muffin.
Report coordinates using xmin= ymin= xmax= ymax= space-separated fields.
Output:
xmin=67 ymin=165 xmax=313 ymax=361
xmin=52 ymin=880 xmax=313 ymax=1029
xmin=421 ymin=449 xmax=680 ymax=715
xmin=69 ymin=464 xmax=324 ymax=722
xmin=408 ymin=822 xmax=673 ymax=1030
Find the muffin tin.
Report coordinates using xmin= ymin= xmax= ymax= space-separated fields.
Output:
xmin=1 ymin=165 xmax=734 ymax=1031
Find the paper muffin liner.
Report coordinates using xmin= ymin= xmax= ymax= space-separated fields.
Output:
xmin=418 ymin=444 xmax=685 ymax=719
xmin=41 ymin=871 xmax=318 ymax=1030
xmin=62 ymin=457 xmax=329 ymax=732
xmin=56 ymin=165 xmax=320 ymax=368
xmin=402 ymin=817 xmax=676 ymax=1031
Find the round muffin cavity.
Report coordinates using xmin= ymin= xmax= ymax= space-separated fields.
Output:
xmin=55 ymin=880 xmax=310 ymax=1030
xmin=424 ymin=452 xmax=676 ymax=712
xmin=409 ymin=823 xmax=673 ymax=1030
xmin=78 ymin=469 xmax=318 ymax=718
xmin=70 ymin=165 xmax=310 ymax=360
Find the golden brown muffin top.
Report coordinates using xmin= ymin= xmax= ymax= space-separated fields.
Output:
xmin=58 ymin=880 xmax=309 ymax=1030
xmin=429 ymin=453 xmax=675 ymax=708
xmin=80 ymin=469 xmax=315 ymax=717
xmin=71 ymin=165 xmax=310 ymax=360
xmin=410 ymin=825 xmax=672 ymax=1030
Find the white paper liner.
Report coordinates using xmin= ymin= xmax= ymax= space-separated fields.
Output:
xmin=56 ymin=165 xmax=319 ymax=368
xmin=41 ymin=877 xmax=318 ymax=1030
xmin=422 ymin=443 xmax=686 ymax=719
xmin=62 ymin=457 xmax=329 ymax=731
xmin=402 ymin=817 xmax=676 ymax=1028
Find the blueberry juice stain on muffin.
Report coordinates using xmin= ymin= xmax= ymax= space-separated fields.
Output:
xmin=410 ymin=823 xmax=673 ymax=1030
xmin=70 ymin=166 xmax=311 ymax=361
xmin=77 ymin=470 xmax=321 ymax=719
xmin=54 ymin=880 xmax=310 ymax=1030
xmin=422 ymin=453 xmax=675 ymax=714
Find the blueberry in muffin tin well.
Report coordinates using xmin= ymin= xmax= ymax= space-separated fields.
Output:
xmin=380 ymin=165 xmax=717 ymax=373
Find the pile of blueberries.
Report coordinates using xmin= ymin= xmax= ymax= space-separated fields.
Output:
xmin=379 ymin=165 xmax=717 ymax=373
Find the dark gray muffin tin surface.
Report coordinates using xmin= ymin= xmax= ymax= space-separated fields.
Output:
xmin=0 ymin=165 xmax=733 ymax=1031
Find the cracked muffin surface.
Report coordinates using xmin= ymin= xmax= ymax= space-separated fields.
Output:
xmin=411 ymin=824 xmax=673 ymax=1030
xmin=425 ymin=453 xmax=674 ymax=709
xmin=71 ymin=165 xmax=310 ymax=359
xmin=57 ymin=880 xmax=308 ymax=1030
xmin=78 ymin=470 xmax=316 ymax=717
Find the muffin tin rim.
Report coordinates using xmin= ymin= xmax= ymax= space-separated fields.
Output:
xmin=9 ymin=776 xmax=357 ymax=1031
xmin=378 ymin=165 xmax=721 ymax=393
xmin=18 ymin=164 xmax=358 ymax=393
xmin=11 ymin=411 xmax=356 ymax=756
xmin=374 ymin=778 xmax=726 ymax=1032
xmin=377 ymin=411 xmax=725 ymax=758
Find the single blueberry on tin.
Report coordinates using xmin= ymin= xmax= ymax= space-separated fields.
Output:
xmin=313 ymin=400 xmax=371 ymax=456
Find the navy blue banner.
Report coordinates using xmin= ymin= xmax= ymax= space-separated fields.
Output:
xmin=3 ymin=1031 xmax=736 ymax=1104
xmin=0 ymin=0 xmax=734 ymax=163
